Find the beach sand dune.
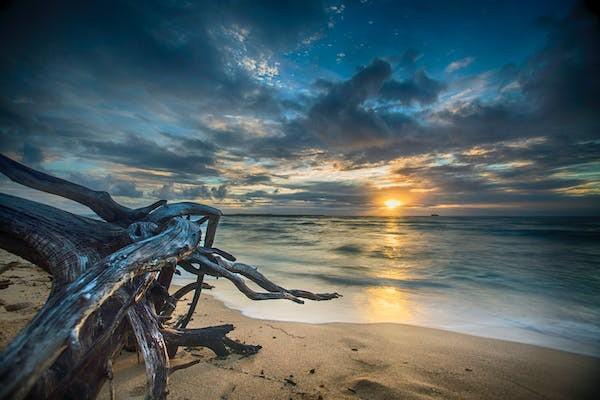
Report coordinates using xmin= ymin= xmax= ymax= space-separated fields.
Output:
xmin=1 ymin=250 xmax=598 ymax=399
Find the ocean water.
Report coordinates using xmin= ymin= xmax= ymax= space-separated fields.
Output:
xmin=173 ymin=216 xmax=600 ymax=357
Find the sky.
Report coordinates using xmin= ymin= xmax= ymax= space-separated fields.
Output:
xmin=0 ymin=0 xmax=599 ymax=216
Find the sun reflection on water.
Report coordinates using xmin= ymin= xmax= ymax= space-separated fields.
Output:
xmin=376 ymin=218 xmax=411 ymax=278
xmin=361 ymin=220 xmax=419 ymax=323
xmin=364 ymin=286 xmax=415 ymax=323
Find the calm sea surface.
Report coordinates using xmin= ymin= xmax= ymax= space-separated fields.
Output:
xmin=173 ymin=216 xmax=600 ymax=356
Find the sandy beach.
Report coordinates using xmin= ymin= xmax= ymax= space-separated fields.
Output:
xmin=1 ymin=249 xmax=598 ymax=400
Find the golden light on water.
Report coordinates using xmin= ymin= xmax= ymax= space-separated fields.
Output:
xmin=364 ymin=286 xmax=414 ymax=323
xmin=384 ymin=199 xmax=402 ymax=209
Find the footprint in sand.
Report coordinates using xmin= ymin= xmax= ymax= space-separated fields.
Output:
xmin=350 ymin=356 xmax=390 ymax=370
xmin=347 ymin=377 xmax=400 ymax=400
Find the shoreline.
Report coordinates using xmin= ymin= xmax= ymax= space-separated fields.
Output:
xmin=204 ymin=289 xmax=598 ymax=359
xmin=178 ymin=275 xmax=600 ymax=358
xmin=1 ymin=250 xmax=599 ymax=399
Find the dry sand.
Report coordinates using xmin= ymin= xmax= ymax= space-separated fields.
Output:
xmin=1 ymin=249 xmax=598 ymax=400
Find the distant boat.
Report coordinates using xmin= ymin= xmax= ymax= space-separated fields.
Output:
xmin=430 ymin=214 xmax=439 ymax=217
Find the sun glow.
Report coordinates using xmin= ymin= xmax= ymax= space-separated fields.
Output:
xmin=384 ymin=199 xmax=402 ymax=209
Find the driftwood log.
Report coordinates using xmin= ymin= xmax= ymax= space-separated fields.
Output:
xmin=0 ymin=153 xmax=341 ymax=400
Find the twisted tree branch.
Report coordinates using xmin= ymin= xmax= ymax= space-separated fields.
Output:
xmin=128 ymin=300 xmax=169 ymax=400
xmin=0 ymin=154 xmax=164 ymax=226
xmin=190 ymin=254 xmax=306 ymax=303
xmin=217 ymin=258 xmax=342 ymax=301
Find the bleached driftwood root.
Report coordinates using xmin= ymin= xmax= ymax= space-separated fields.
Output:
xmin=0 ymin=153 xmax=340 ymax=400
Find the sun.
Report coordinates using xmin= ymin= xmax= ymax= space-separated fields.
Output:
xmin=384 ymin=199 xmax=402 ymax=209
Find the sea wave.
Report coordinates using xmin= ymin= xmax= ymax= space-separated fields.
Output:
xmin=200 ymin=215 xmax=600 ymax=356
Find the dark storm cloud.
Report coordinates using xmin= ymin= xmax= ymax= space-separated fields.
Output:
xmin=243 ymin=57 xmax=442 ymax=158
xmin=395 ymin=49 xmax=422 ymax=73
xmin=160 ymin=133 xmax=217 ymax=155
xmin=399 ymin=4 xmax=600 ymax=197
xmin=517 ymin=3 xmax=600 ymax=130
xmin=238 ymin=120 xmax=318 ymax=159
xmin=306 ymin=59 xmax=393 ymax=149
xmin=427 ymin=101 xmax=530 ymax=148
xmin=183 ymin=185 xmax=212 ymax=199
xmin=380 ymin=70 xmax=446 ymax=106
xmin=460 ymin=4 xmax=598 ymax=138
xmin=0 ymin=1 xmax=221 ymax=97
xmin=81 ymin=135 xmax=219 ymax=176
xmin=390 ymin=3 xmax=600 ymax=165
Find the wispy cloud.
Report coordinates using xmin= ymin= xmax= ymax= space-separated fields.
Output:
xmin=445 ymin=57 xmax=475 ymax=73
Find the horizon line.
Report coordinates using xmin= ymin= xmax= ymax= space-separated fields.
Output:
xmin=222 ymin=213 xmax=600 ymax=218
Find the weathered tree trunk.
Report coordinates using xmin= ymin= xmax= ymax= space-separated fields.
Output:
xmin=0 ymin=153 xmax=340 ymax=400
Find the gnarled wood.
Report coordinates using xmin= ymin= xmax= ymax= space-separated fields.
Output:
xmin=216 ymin=257 xmax=342 ymax=301
xmin=0 ymin=217 xmax=201 ymax=400
xmin=188 ymin=253 xmax=341 ymax=303
xmin=0 ymin=193 xmax=130 ymax=283
xmin=128 ymin=300 xmax=169 ymax=400
xmin=146 ymin=202 xmax=222 ymax=225
xmin=174 ymin=214 xmax=220 ymax=334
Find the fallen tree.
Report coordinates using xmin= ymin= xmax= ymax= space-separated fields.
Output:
xmin=0 ymin=153 xmax=341 ymax=400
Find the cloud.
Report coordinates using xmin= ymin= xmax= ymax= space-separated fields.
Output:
xmin=247 ymin=57 xmax=442 ymax=159
xmin=380 ymin=70 xmax=445 ymax=105
xmin=108 ymin=180 xmax=144 ymax=198
xmin=69 ymin=173 xmax=143 ymax=198
xmin=396 ymin=49 xmax=422 ymax=73
xmin=22 ymin=143 xmax=44 ymax=166
xmin=240 ymin=173 xmax=272 ymax=185
xmin=306 ymin=59 xmax=393 ymax=149
xmin=517 ymin=4 xmax=600 ymax=127
xmin=240 ymin=181 xmax=371 ymax=208
xmin=182 ymin=185 xmax=213 ymax=199
xmin=445 ymin=56 xmax=475 ymax=73
xmin=80 ymin=135 xmax=218 ymax=177
xmin=151 ymin=182 xmax=227 ymax=201
xmin=211 ymin=184 xmax=228 ymax=200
